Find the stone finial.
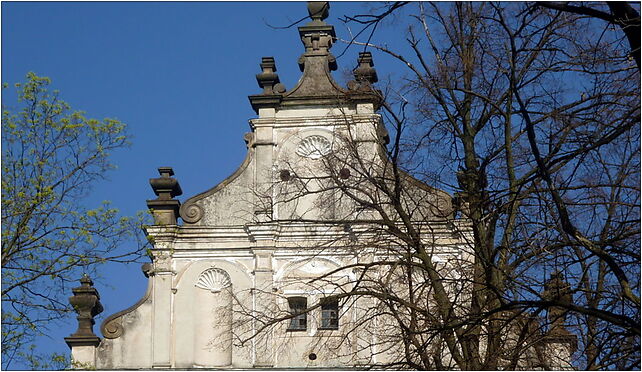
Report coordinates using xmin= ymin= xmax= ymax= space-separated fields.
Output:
xmin=308 ymin=2 xmax=329 ymax=22
xmin=249 ymin=57 xmax=286 ymax=114
xmin=65 ymin=274 xmax=103 ymax=348
xmin=355 ymin=52 xmax=378 ymax=84
xmin=256 ymin=57 xmax=286 ymax=95
xmin=543 ymin=271 xmax=573 ymax=332
xmin=348 ymin=52 xmax=379 ymax=91
xmin=147 ymin=167 xmax=182 ymax=225
xmin=298 ymin=1 xmax=336 ymax=67
xmin=150 ymin=167 xmax=182 ymax=200
xmin=249 ymin=1 xmax=350 ymax=112
xmin=540 ymin=271 xmax=578 ymax=366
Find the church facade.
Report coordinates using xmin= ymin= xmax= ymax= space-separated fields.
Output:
xmin=64 ymin=2 xmax=576 ymax=369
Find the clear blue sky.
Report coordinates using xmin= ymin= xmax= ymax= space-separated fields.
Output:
xmin=2 ymin=1 xmax=398 ymax=367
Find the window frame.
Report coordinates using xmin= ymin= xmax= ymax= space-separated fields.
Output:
xmin=319 ymin=298 xmax=339 ymax=330
xmin=286 ymin=296 xmax=308 ymax=331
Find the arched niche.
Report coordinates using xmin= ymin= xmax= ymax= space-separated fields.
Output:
xmin=275 ymin=128 xmax=340 ymax=221
xmin=172 ymin=260 xmax=252 ymax=368
xmin=193 ymin=268 xmax=233 ymax=367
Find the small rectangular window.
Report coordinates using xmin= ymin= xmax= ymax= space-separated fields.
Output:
xmin=287 ymin=297 xmax=307 ymax=331
xmin=320 ymin=298 xmax=339 ymax=330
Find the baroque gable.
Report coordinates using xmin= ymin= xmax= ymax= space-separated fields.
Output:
xmin=64 ymin=2 xmax=576 ymax=370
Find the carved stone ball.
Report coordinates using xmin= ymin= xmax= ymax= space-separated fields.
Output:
xmin=308 ymin=2 xmax=329 ymax=21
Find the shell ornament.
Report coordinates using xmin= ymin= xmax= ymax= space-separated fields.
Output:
xmin=296 ymin=135 xmax=333 ymax=159
xmin=195 ymin=268 xmax=232 ymax=293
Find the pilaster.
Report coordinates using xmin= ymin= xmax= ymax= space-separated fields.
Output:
xmin=247 ymin=225 xmax=277 ymax=367
xmin=252 ymin=122 xmax=275 ymax=222
xmin=148 ymin=232 xmax=177 ymax=368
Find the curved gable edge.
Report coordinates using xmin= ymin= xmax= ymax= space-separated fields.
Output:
xmin=100 ymin=274 xmax=152 ymax=340
xmin=179 ymin=146 xmax=255 ymax=225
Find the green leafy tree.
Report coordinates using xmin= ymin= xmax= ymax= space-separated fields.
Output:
xmin=1 ymin=72 xmax=148 ymax=369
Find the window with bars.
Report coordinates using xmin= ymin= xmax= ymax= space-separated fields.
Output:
xmin=287 ymin=297 xmax=307 ymax=331
xmin=320 ymin=298 xmax=339 ymax=330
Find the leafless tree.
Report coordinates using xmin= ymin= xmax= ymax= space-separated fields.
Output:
xmin=534 ymin=2 xmax=640 ymax=68
xmin=235 ymin=2 xmax=640 ymax=369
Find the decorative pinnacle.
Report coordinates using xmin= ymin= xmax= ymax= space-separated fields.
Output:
xmin=354 ymin=52 xmax=378 ymax=84
xmin=543 ymin=271 xmax=574 ymax=335
xmin=256 ymin=57 xmax=286 ymax=95
xmin=298 ymin=1 xmax=337 ymax=73
xmin=65 ymin=275 xmax=103 ymax=348
xmin=544 ymin=271 xmax=572 ymax=304
xmin=261 ymin=57 xmax=276 ymax=71
xmin=147 ymin=167 xmax=182 ymax=225
xmin=149 ymin=167 xmax=182 ymax=200
xmin=80 ymin=273 xmax=93 ymax=287
xmin=158 ymin=167 xmax=175 ymax=178
xmin=308 ymin=2 xmax=329 ymax=22
xmin=347 ymin=52 xmax=379 ymax=91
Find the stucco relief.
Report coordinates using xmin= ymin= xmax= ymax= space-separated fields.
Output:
xmin=277 ymin=128 xmax=335 ymax=163
xmin=276 ymin=257 xmax=344 ymax=279
xmin=195 ymin=268 xmax=232 ymax=293
xmin=295 ymin=135 xmax=333 ymax=159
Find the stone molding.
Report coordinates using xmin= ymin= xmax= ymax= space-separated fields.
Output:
xmin=250 ymin=114 xmax=382 ymax=129
xmin=540 ymin=333 xmax=579 ymax=352
xmin=64 ymin=335 xmax=102 ymax=348
xmin=248 ymin=94 xmax=283 ymax=114
xmin=146 ymin=222 xmax=468 ymax=243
